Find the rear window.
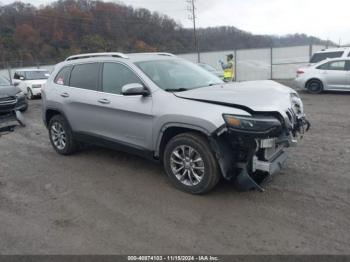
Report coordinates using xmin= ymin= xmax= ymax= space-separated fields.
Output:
xmin=25 ymin=71 xmax=49 ymax=80
xmin=310 ymin=51 xmax=344 ymax=63
xmin=54 ymin=66 xmax=72 ymax=85
xmin=69 ymin=63 xmax=99 ymax=90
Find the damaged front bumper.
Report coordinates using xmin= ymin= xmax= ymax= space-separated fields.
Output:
xmin=211 ymin=116 xmax=311 ymax=192
xmin=236 ymin=137 xmax=290 ymax=192
xmin=0 ymin=111 xmax=25 ymax=134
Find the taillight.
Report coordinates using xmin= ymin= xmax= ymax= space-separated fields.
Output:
xmin=296 ymin=70 xmax=304 ymax=76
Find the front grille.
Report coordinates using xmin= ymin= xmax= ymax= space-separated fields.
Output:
xmin=0 ymin=96 xmax=17 ymax=112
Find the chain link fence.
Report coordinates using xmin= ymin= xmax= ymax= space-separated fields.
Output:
xmin=178 ymin=44 xmax=333 ymax=81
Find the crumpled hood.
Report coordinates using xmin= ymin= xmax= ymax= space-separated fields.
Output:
xmin=175 ymin=80 xmax=296 ymax=114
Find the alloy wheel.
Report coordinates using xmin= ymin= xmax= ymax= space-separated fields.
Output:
xmin=51 ymin=122 xmax=67 ymax=150
xmin=170 ymin=145 xmax=205 ymax=186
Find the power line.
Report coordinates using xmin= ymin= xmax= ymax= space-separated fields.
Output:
xmin=186 ymin=0 xmax=200 ymax=62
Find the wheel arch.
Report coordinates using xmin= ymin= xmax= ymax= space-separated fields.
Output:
xmin=155 ymin=123 xmax=212 ymax=160
xmin=44 ymin=108 xmax=66 ymax=127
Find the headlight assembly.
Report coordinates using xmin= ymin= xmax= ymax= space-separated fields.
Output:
xmin=290 ymin=93 xmax=304 ymax=116
xmin=223 ymin=114 xmax=281 ymax=134
xmin=16 ymin=91 xmax=25 ymax=98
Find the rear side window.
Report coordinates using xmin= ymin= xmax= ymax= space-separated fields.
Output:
xmin=69 ymin=63 xmax=100 ymax=90
xmin=102 ymin=62 xmax=142 ymax=95
xmin=317 ymin=61 xmax=346 ymax=71
xmin=54 ymin=66 xmax=72 ymax=85
xmin=310 ymin=51 xmax=344 ymax=63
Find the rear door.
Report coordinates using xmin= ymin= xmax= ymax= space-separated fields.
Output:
xmin=319 ymin=60 xmax=348 ymax=89
xmin=54 ymin=62 xmax=103 ymax=135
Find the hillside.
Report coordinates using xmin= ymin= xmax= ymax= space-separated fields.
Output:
xmin=0 ymin=0 xmax=331 ymax=67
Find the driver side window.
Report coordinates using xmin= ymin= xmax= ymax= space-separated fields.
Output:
xmin=102 ymin=63 xmax=142 ymax=95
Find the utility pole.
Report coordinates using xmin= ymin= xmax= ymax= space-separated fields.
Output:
xmin=187 ymin=0 xmax=200 ymax=63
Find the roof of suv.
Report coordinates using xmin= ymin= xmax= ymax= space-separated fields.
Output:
xmin=64 ymin=52 xmax=177 ymax=64
xmin=15 ymin=68 xmax=49 ymax=72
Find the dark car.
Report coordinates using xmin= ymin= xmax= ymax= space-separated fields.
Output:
xmin=0 ymin=75 xmax=28 ymax=111
xmin=0 ymin=75 xmax=26 ymax=133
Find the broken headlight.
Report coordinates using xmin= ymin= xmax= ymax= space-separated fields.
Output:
xmin=290 ymin=93 xmax=304 ymax=116
xmin=223 ymin=114 xmax=281 ymax=133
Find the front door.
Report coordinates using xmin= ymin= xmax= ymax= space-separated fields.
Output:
xmin=93 ymin=62 xmax=154 ymax=150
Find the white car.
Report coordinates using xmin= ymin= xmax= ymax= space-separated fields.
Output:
xmin=13 ymin=69 xmax=50 ymax=99
xmin=310 ymin=47 xmax=350 ymax=64
xmin=295 ymin=57 xmax=350 ymax=93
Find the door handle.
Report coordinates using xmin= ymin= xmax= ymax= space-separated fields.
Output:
xmin=98 ymin=98 xmax=110 ymax=104
xmin=60 ymin=92 xmax=69 ymax=98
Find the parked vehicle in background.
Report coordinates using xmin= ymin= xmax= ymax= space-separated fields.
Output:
xmin=198 ymin=63 xmax=224 ymax=79
xmin=42 ymin=52 xmax=309 ymax=194
xmin=0 ymin=76 xmax=26 ymax=133
xmin=295 ymin=57 xmax=350 ymax=93
xmin=13 ymin=69 xmax=50 ymax=99
xmin=0 ymin=75 xmax=28 ymax=112
xmin=310 ymin=47 xmax=350 ymax=64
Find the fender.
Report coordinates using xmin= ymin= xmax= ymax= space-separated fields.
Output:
xmin=154 ymin=122 xmax=211 ymax=158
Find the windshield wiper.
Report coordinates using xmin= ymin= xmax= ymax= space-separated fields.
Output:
xmin=164 ymin=88 xmax=188 ymax=92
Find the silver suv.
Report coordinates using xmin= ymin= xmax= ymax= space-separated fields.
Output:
xmin=42 ymin=52 xmax=310 ymax=194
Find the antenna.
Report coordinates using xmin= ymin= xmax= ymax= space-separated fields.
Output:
xmin=186 ymin=0 xmax=200 ymax=63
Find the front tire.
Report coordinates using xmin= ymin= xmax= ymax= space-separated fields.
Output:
xmin=163 ymin=133 xmax=220 ymax=194
xmin=27 ymin=88 xmax=34 ymax=100
xmin=306 ymin=79 xmax=323 ymax=94
xmin=48 ymin=115 xmax=78 ymax=155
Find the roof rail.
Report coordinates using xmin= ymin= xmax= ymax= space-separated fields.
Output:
xmin=135 ymin=52 xmax=176 ymax=57
xmin=155 ymin=52 xmax=176 ymax=57
xmin=65 ymin=52 xmax=128 ymax=61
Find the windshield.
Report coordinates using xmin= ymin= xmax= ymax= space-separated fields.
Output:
xmin=136 ymin=59 xmax=223 ymax=91
xmin=25 ymin=71 xmax=50 ymax=80
xmin=198 ymin=63 xmax=216 ymax=72
xmin=0 ymin=76 xmax=10 ymax=86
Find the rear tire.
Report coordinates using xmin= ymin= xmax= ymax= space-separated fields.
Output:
xmin=163 ymin=133 xmax=220 ymax=194
xmin=48 ymin=115 xmax=78 ymax=155
xmin=306 ymin=79 xmax=323 ymax=94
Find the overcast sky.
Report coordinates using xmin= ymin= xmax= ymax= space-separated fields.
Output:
xmin=1 ymin=0 xmax=349 ymax=44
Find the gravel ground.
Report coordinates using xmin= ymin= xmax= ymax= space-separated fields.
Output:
xmin=0 ymin=83 xmax=349 ymax=254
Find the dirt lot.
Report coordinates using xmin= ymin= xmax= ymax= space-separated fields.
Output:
xmin=0 ymin=84 xmax=349 ymax=254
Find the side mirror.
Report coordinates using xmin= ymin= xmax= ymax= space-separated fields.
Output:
xmin=19 ymin=76 xmax=25 ymax=80
xmin=121 ymin=83 xmax=150 ymax=96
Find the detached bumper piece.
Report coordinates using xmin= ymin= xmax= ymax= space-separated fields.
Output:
xmin=0 ymin=111 xmax=25 ymax=134
xmin=236 ymin=137 xmax=289 ymax=192
xmin=236 ymin=150 xmax=288 ymax=192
